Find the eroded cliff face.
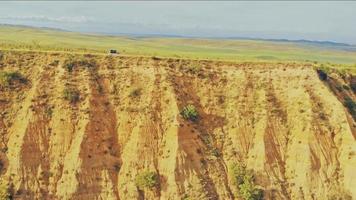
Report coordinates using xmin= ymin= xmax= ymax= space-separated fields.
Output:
xmin=0 ymin=51 xmax=355 ymax=200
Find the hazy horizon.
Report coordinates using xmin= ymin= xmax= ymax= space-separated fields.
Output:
xmin=0 ymin=1 xmax=356 ymax=44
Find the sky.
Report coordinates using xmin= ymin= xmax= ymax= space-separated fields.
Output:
xmin=0 ymin=1 xmax=356 ymax=44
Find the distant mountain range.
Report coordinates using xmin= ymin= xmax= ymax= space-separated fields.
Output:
xmin=262 ymin=39 xmax=356 ymax=52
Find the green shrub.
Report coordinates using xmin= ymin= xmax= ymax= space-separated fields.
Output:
xmin=64 ymin=59 xmax=75 ymax=72
xmin=63 ymin=88 xmax=80 ymax=103
xmin=181 ymin=104 xmax=199 ymax=121
xmin=0 ymin=71 xmax=27 ymax=87
xmin=239 ymin=181 xmax=263 ymax=200
xmin=135 ymin=171 xmax=159 ymax=190
xmin=231 ymin=163 xmax=247 ymax=186
xmin=230 ymin=163 xmax=263 ymax=200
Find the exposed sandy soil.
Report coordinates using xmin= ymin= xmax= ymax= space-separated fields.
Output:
xmin=0 ymin=51 xmax=355 ymax=200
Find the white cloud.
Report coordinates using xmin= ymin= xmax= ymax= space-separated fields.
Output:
xmin=0 ymin=15 xmax=94 ymax=23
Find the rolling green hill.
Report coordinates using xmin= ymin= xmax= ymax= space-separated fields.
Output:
xmin=1 ymin=24 xmax=356 ymax=66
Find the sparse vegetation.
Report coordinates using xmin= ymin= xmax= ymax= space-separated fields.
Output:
xmin=185 ymin=65 xmax=201 ymax=74
xmin=342 ymin=85 xmax=350 ymax=90
xmin=78 ymin=58 xmax=96 ymax=68
xmin=0 ymin=181 xmax=11 ymax=200
xmin=135 ymin=171 xmax=159 ymax=190
xmin=211 ymin=148 xmax=221 ymax=157
xmin=113 ymin=163 xmax=120 ymax=172
xmin=129 ymin=88 xmax=142 ymax=98
xmin=45 ymin=106 xmax=53 ymax=117
xmin=63 ymin=57 xmax=96 ymax=72
xmin=181 ymin=104 xmax=199 ymax=121
xmin=336 ymin=85 xmax=343 ymax=92
xmin=0 ymin=160 xmax=3 ymax=173
xmin=315 ymin=64 xmax=355 ymax=79
xmin=0 ymin=71 xmax=27 ymax=87
xmin=111 ymin=83 xmax=119 ymax=95
xmin=181 ymin=194 xmax=190 ymax=200
xmin=327 ymin=186 xmax=352 ymax=200
xmin=64 ymin=59 xmax=75 ymax=72
xmin=351 ymin=82 xmax=356 ymax=93
xmin=230 ymin=163 xmax=263 ymax=200
xmin=63 ymin=88 xmax=80 ymax=103
xmin=49 ymin=60 xmax=59 ymax=67
xmin=344 ymin=97 xmax=356 ymax=120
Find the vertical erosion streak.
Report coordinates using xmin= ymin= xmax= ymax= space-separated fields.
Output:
xmin=129 ymin=63 xmax=165 ymax=200
xmin=154 ymin=62 xmax=181 ymax=199
xmin=116 ymin=59 xmax=161 ymax=200
xmin=236 ymin=70 xmax=257 ymax=157
xmin=282 ymin=68 xmax=312 ymax=200
xmin=0 ymin=54 xmax=35 ymax=181
xmin=301 ymin=67 xmax=356 ymax=199
xmin=73 ymin=67 xmax=120 ymax=200
xmin=5 ymin=62 xmax=44 ymax=198
xmin=263 ymin=81 xmax=290 ymax=199
xmin=167 ymin=60 xmax=232 ymax=200
xmin=17 ymin=67 xmax=56 ymax=199
xmin=52 ymin=61 xmax=90 ymax=199
xmin=305 ymin=85 xmax=342 ymax=199
xmin=114 ymin=59 xmax=152 ymax=200
xmin=140 ymin=65 xmax=165 ymax=200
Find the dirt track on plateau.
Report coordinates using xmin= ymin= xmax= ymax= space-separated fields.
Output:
xmin=0 ymin=51 xmax=355 ymax=200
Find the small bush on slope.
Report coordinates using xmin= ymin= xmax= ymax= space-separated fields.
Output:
xmin=63 ymin=57 xmax=96 ymax=72
xmin=181 ymin=104 xmax=199 ymax=122
xmin=63 ymin=88 xmax=80 ymax=103
xmin=230 ymin=163 xmax=263 ymax=200
xmin=0 ymin=71 xmax=27 ymax=87
xmin=64 ymin=59 xmax=75 ymax=72
xmin=135 ymin=171 xmax=159 ymax=190
xmin=185 ymin=65 xmax=201 ymax=74
xmin=45 ymin=106 xmax=53 ymax=118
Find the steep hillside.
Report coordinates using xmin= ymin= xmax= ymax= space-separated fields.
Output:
xmin=0 ymin=51 xmax=355 ymax=200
